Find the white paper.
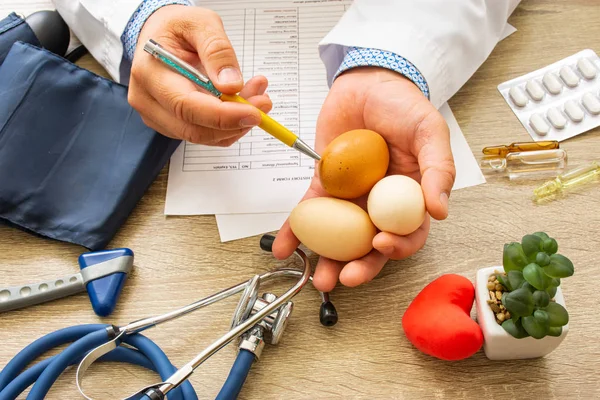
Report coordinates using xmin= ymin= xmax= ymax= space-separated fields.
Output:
xmin=441 ymin=103 xmax=487 ymax=190
xmin=216 ymin=212 xmax=289 ymax=242
xmin=165 ymin=0 xmax=353 ymax=215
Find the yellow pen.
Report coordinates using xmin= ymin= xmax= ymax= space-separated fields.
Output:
xmin=143 ymin=39 xmax=321 ymax=161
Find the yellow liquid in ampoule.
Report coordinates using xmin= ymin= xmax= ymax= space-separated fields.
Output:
xmin=533 ymin=161 xmax=600 ymax=199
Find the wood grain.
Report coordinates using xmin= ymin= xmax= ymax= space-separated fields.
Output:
xmin=1 ymin=1 xmax=600 ymax=399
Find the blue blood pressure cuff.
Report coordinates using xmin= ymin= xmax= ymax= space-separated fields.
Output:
xmin=0 ymin=12 xmax=40 ymax=66
xmin=0 ymin=41 xmax=180 ymax=250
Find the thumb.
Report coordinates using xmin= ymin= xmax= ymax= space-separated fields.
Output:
xmin=181 ymin=9 xmax=244 ymax=94
xmin=413 ymin=111 xmax=456 ymax=220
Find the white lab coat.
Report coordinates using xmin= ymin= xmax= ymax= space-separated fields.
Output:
xmin=51 ymin=0 xmax=522 ymax=109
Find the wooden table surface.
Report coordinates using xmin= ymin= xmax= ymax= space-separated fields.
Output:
xmin=1 ymin=1 xmax=600 ymax=399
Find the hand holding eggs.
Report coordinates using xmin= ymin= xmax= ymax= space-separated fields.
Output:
xmin=290 ymin=129 xmax=427 ymax=262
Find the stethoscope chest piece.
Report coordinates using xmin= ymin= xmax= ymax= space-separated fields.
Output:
xmin=231 ymin=274 xmax=261 ymax=330
xmin=232 ymin=274 xmax=296 ymax=353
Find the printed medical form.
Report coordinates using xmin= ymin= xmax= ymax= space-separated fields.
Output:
xmin=165 ymin=0 xmax=352 ymax=215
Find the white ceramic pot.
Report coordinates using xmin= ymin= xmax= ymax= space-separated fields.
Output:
xmin=475 ymin=266 xmax=569 ymax=360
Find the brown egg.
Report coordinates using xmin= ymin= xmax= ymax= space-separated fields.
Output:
xmin=318 ymin=129 xmax=389 ymax=199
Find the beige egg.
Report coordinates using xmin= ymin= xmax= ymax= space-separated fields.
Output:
xmin=289 ymin=197 xmax=377 ymax=262
xmin=367 ymin=175 xmax=426 ymax=236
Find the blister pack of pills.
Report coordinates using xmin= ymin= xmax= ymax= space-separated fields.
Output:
xmin=498 ymin=49 xmax=600 ymax=142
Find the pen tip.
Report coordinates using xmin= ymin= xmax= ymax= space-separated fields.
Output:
xmin=294 ymin=140 xmax=321 ymax=162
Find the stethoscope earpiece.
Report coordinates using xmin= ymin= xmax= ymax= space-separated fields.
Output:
xmin=260 ymin=234 xmax=276 ymax=252
xmin=320 ymin=301 xmax=338 ymax=327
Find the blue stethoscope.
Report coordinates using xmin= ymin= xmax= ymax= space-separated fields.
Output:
xmin=0 ymin=234 xmax=338 ymax=400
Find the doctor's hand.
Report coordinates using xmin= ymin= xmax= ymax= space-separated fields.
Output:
xmin=272 ymin=67 xmax=456 ymax=292
xmin=127 ymin=5 xmax=272 ymax=146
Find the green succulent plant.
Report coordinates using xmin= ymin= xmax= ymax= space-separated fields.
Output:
xmin=495 ymin=232 xmax=574 ymax=339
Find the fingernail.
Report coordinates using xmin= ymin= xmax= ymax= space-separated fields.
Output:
xmin=218 ymin=67 xmax=242 ymax=85
xmin=440 ymin=192 xmax=449 ymax=214
xmin=258 ymin=81 xmax=268 ymax=95
xmin=240 ymin=115 xmax=260 ymax=127
xmin=378 ymin=246 xmax=394 ymax=256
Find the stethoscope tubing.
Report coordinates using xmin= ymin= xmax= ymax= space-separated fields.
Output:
xmin=28 ymin=328 xmax=109 ymax=399
xmin=0 ymin=324 xmax=106 ymax=393
xmin=0 ymin=324 xmax=197 ymax=400
xmin=1 ymin=346 xmax=155 ymax=399
xmin=214 ymin=349 xmax=255 ymax=400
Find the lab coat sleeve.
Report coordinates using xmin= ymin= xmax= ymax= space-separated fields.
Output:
xmin=51 ymin=0 xmax=190 ymax=83
xmin=319 ymin=0 xmax=523 ymax=109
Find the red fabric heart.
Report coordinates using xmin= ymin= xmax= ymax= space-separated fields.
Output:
xmin=401 ymin=274 xmax=483 ymax=361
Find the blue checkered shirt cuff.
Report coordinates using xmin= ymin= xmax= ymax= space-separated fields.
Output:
xmin=335 ymin=47 xmax=430 ymax=99
xmin=121 ymin=0 xmax=192 ymax=61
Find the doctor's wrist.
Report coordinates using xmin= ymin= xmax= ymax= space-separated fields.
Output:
xmin=330 ymin=67 xmax=427 ymax=114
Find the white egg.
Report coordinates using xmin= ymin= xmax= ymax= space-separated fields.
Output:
xmin=367 ymin=175 xmax=426 ymax=236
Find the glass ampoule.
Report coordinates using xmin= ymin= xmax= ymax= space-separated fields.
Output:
xmin=480 ymin=149 xmax=568 ymax=180
xmin=533 ymin=161 xmax=600 ymax=199
xmin=482 ymin=141 xmax=560 ymax=157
